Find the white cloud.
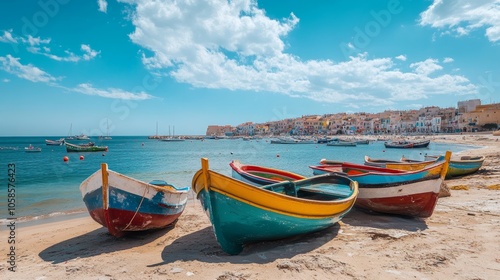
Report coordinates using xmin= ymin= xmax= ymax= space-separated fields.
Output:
xmin=1 ymin=32 xmax=100 ymax=62
xmin=0 ymin=54 xmax=148 ymax=100
xmin=0 ymin=55 xmax=57 ymax=83
xmin=81 ymin=44 xmax=101 ymax=60
xmin=395 ymin=55 xmax=407 ymax=61
xmin=0 ymin=30 xmax=17 ymax=43
xmin=420 ymin=0 xmax=500 ymax=42
xmin=98 ymin=0 xmax=108 ymax=13
xmin=443 ymin=57 xmax=454 ymax=63
xmin=73 ymin=83 xmax=154 ymax=100
xmin=410 ymin=59 xmax=443 ymax=75
xmin=121 ymin=0 xmax=477 ymax=107
xmin=24 ymin=35 xmax=51 ymax=46
xmin=43 ymin=50 xmax=81 ymax=62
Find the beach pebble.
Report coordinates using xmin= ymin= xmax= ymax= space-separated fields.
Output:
xmin=170 ymin=267 xmax=183 ymax=274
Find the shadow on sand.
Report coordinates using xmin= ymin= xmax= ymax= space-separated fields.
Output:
xmin=39 ymin=226 xmax=176 ymax=264
xmin=148 ymin=208 xmax=430 ymax=267
xmin=149 ymin=224 xmax=341 ymax=267
xmin=342 ymin=207 xmax=429 ymax=231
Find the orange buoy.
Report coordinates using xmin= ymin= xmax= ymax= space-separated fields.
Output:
xmin=79 ymin=155 xmax=84 ymax=160
xmin=63 ymin=156 xmax=69 ymax=162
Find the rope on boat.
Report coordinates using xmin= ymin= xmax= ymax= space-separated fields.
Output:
xmin=123 ymin=185 xmax=149 ymax=231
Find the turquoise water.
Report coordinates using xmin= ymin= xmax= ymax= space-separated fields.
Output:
xmin=0 ymin=136 xmax=477 ymax=222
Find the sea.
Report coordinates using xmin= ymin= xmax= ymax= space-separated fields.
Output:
xmin=0 ymin=136 xmax=479 ymax=224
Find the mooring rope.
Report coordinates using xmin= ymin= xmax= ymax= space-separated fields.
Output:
xmin=123 ymin=185 xmax=149 ymax=231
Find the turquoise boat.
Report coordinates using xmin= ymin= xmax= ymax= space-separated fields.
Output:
xmin=192 ymin=158 xmax=358 ymax=255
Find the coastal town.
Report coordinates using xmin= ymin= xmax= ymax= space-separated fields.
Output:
xmin=206 ymin=99 xmax=499 ymax=137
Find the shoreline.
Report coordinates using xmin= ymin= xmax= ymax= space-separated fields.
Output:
xmin=1 ymin=134 xmax=499 ymax=279
xmin=7 ymin=135 xmax=493 ymax=227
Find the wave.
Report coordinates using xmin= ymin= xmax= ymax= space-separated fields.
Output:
xmin=0 ymin=208 xmax=87 ymax=226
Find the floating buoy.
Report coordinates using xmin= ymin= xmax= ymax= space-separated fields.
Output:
xmin=141 ymin=142 xmax=144 ymax=146
xmin=276 ymin=154 xmax=280 ymax=157
xmin=102 ymin=153 xmax=105 ymax=156
xmin=63 ymin=156 xmax=69 ymax=162
xmin=383 ymin=150 xmax=385 ymax=152
xmin=79 ymin=155 xmax=84 ymax=160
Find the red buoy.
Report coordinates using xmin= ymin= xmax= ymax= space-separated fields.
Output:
xmin=63 ymin=156 xmax=69 ymax=162
xmin=79 ymin=155 xmax=84 ymax=160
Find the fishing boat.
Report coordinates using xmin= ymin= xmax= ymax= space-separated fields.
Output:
xmin=354 ymin=139 xmax=370 ymax=144
xmin=364 ymin=155 xmax=440 ymax=171
xmin=25 ymin=144 xmax=42 ymax=153
xmin=415 ymin=154 xmax=485 ymax=178
xmin=384 ymin=139 xmax=430 ymax=148
xmin=80 ymin=163 xmax=190 ymax=237
xmin=309 ymin=151 xmax=451 ymax=218
xmin=65 ymin=142 xmax=108 ymax=152
xmin=327 ymin=140 xmax=357 ymax=146
xmin=270 ymin=137 xmax=315 ymax=144
xmin=45 ymin=138 xmax=65 ymax=146
xmin=230 ymin=160 xmax=305 ymax=186
xmin=192 ymin=158 xmax=358 ymax=255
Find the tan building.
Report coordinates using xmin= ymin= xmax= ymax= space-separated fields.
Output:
xmin=460 ymin=103 xmax=500 ymax=131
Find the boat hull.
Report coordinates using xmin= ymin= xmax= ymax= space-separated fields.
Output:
xmin=193 ymin=159 xmax=358 ymax=255
xmin=310 ymin=153 xmax=450 ymax=217
xmin=423 ymin=155 xmax=485 ymax=178
xmin=384 ymin=140 xmax=430 ymax=148
xmin=66 ymin=142 xmax=108 ymax=152
xmin=355 ymin=179 xmax=441 ymax=218
xmin=80 ymin=165 xmax=189 ymax=237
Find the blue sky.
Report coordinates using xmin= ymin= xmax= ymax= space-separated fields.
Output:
xmin=0 ymin=0 xmax=499 ymax=136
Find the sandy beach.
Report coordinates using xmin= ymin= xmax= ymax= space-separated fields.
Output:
xmin=2 ymin=134 xmax=499 ymax=280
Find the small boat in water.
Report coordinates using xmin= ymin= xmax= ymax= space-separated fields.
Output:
xmin=65 ymin=142 xmax=107 ymax=152
xmin=327 ymin=140 xmax=357 ymax=147
xmin=384 ymin=139 xmax=430 ymax=149
xmin=270 ymin=137 xmax=316 ymax=144
xmin=80 ymin=163 xmax=190 ymax=237
xmin=25 ymin=144 xmax=41 ymax=153
xmin=75 ymin=134 xmax=91 ymax=140
xmin=45 ymin=138 xmax=65 ymax=146
xmin=192 ymin=158 xmax=358 ymax=255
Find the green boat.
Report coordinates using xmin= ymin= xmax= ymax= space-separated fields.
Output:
xmin=65 ymin=142 xmax=108 ymax=153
